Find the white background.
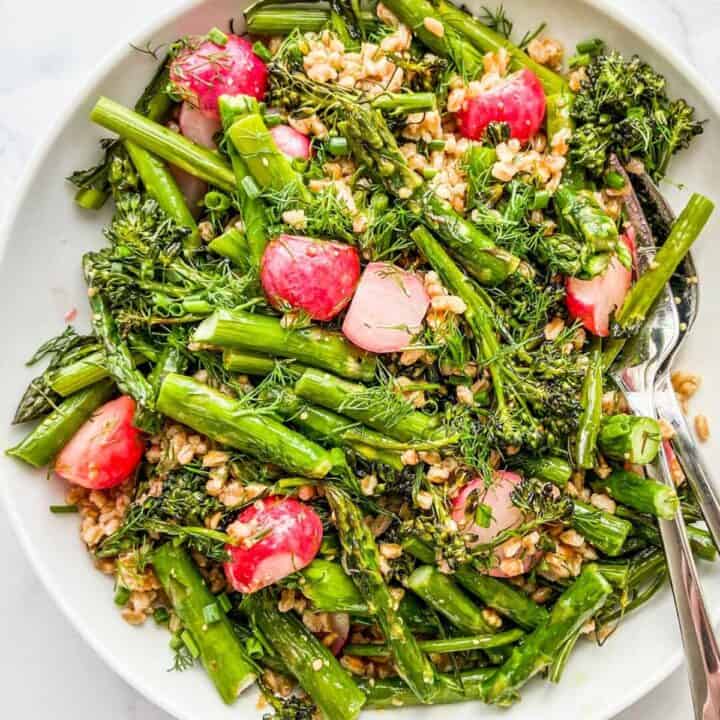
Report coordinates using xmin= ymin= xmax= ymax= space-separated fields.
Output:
xmin=1 ymin=0 xmax=718 ymax=717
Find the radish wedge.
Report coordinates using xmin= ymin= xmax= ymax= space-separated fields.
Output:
xmin=270 ymin=124 xmax=312 ymax=160
xmin=566 ymin=233 xmax=634 ymax=337
xmin=456 ymin=69 xmax=546 ymax=143
xmin=260 ymin=235 xmax=360 ymax=321
xmin=54 ymin=396 xmax=144 ymax=490
xmin=342 ymin=262 xmax=429 ymax=353
xmin=224 ymin=496 xmax=323 ymax=594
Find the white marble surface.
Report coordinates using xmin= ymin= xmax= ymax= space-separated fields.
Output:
xmin=1 ymin=0 xmax=719 ymax=717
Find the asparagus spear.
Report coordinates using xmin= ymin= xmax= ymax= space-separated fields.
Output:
xmin=604 ymin=193 xmax=714 ymax=368
xmin=243 ymin=590 xmax=365 ymax=720
xmin=597 ymin=469 xmax=679 ymax=520
xmin=575 ymin=337 xmax=603 ymax=469
xmin=90 ymin=97 xmax=236 ymax=192
xmin=222 ymin=349 xmax=278 ymax=376
xmin=360 ymin=668 xmax=494 ymax=709
xmin=519 ymin=455 xmax=573 ymax=487
xmin=483 ymin=565 xmax=612 ymax=704
xmin=406 ymin=565 xmax=496 ymax=634
xmin=402 ymin=538 xmax=549 ymax=630
xmin=246 ymin=3 xmax=330 ymax=34
xmin=598 ymin=414 xmax=662 ymax=464
xmin=7 ymin=380 xmax=114 ymax=467
xmin=345 ymin=629 xmax=525 ymax=658
xmin=47 ymin=350 xmax=112 ymax=396
xmin=193 ymin=310 xmax=376 ymax=381
xmin=124 ymin=140 xmax=200 ymax=249
xmin=434 ymin=0 xmax=569 ymax=94
xmin=571 ymin=500 xmax=633 ymax=557
xmin=156 ymin=373 xmax=335 ymax=478
xmin=294 ymin=367 xmax=441 ymax=442
xmin=325 ymin=485 xmax=438 ymax=702
xmin=152 ymin=544 xmax=256 ymax=704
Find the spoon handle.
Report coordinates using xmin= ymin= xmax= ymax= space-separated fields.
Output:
xmin=655 ymin=373 xmax=720 ymax=550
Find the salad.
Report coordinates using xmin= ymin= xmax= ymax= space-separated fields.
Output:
xmin=6 ymin=0 xmax=716 ymax=716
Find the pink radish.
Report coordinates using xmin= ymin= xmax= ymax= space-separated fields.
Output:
xmin=270 ymin=124 xmax=312 ymax=160
xmin=565 ymin=233 xmax=634 ymax=337
xmin=327 ymin=613 xmax=350 ymax=655
xmin=170 ymin=34 xmax=268 ymax=119
xmin=179 ymin=102 xmax=221 ymax=148
xmin=224 ymin=496 xmax=323 ymax=594
xmin=342 ymin=262 xmax=429 ymax=353
xmin=456 ymin=69 xmax=546 ymax=143
xmin=261 ymin=235 xmax=360 ymax=321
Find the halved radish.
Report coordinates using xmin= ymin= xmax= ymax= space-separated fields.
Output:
xmin=261 ymin=235 xmax=361 ymax=321
xmin=565 ymin=233 xmax=634 ymax=337
xmin=270 ymin=124 xmax=312 ymax=160
xmin=456 ymin=69 xmax=546 ymax=143
xmin=179 ymin=102 xmax=221 ymax=149
xmin=224 ymin=496 xmax=323 ymax=594
xmin=342 ymin=262 xmax=429 ymax=353
xmin=54 ymin=396 xmax=144 ymax=490
xmin=169 ymin=34 xmax=268 ymax=119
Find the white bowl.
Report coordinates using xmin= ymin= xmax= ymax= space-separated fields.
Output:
xmin=1 ymin=1 xmax=719 ymax=718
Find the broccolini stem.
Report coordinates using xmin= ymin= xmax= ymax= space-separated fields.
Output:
xmin=156 ymin=373 xmax=335 ymax=478
xmin=370 ymin=91 xmax=437 ymax=115
xmin=546 ymin=91 xmax=575 ymax=141
xmin=483 ymin=565 xmax=612 ymax=704
xmin=90 ymin=97 xmax=236 ymax=191
xmin=570 ymin=500 xmax=632 ymax=557
xmin=193 ymin=309 xmax=376 ymax=381
xmin=575 ymin=337 xmax=603 ymax=469
xmin=152 ymin=544 xmax=257 ymax=704
xmin=596 ymin=469 xmax=679 ymax=520
xmin=243 ymin=590 xmax=366 ymax=720
xmin=245 ymin=4 xmax=330 ymax=34
xmin=519 ymin=455 xmax=573 ymax=487
xmin=604 ymin=193 xmax=714 ymax=368
xmin=325 ymin=485 xmax=439 ymax=703
xmin=6 ymin=380 xmax=115 ymax=467
xmin=124 ymin=140 xmax=200 ymax=249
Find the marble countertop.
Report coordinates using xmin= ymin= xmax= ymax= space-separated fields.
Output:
xmin=1 ymin=0 xmax=718 ymax=717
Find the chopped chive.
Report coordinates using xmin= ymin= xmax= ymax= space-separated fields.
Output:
xmin=576 ymin=37 xmax=605 ymax=56
xmin=422 ymin=167 xmax=438 ymax=180
xmin=427 ymin=139 xmax=446 ymax=152
xmin=204 ymin=191 xmax=231 ymax=212
xmin=604 ymin=171 xmax=626 ymax=190
xmin=252 ymin=40 xmax=273 ymax=63
xmin=181 ymin=630 xmax=201 ymax=659
xmin=568 ymin=53 xmax=591 ymax=69
xmin=218 ymin=593 xmax=232 ymax=613
xmin=50 ymin=504 xmax=78 ymax=514
xmin=169 ymin=633 xmax=184 ymax=651
xmin=263 ymin=111 xmax=284 ymax=128
xmin=241 ymin=175 xmax=261 ymax=199
xmin=328 ymin=136 xmax=349 ymax=156
xmin=208 ymin=27 xmax=229 ymax=46
xmin=114 ymin=585 xmax=131 ymax=606
xmin=153 ymin=607 xmax=170 ymax=624
xmin=531 ymin=190 xmax=550 ymax=210
xmin=203 ymin=602 xmax=221 ymax=625
xmin=292 ymin=158 xmax=309 ymax=173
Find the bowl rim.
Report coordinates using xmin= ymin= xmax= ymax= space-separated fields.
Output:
xmin=1 ymin=1 xmax=718 ymax=718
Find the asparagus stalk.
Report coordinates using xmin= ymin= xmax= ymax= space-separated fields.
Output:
xmin=83 ymin=255 xmax=158 ymax=431
xmin=227 ymin=113 xmax=310 ymax=200
xmin=626 ymin=512 xmax=718 ymax=562
xmin=597 ymin=469 xmax=679 ymax=520
xmin=152 ymin=544 xmax=256 ymax=704
xmin=325 ymin=485 xmax=438 ymax=702
xmin=571 ymin=500 xmax=633 ymax=557
xmin=403 ymin=538 xmax=550 ymax=630
xmin=519 ymin=455 xmax=573 ymax=487
xmin=454 ymin=568 xmax=549 ymax=630
xmin=604 ymin=193 xmax=715 ymax=368
xmin=345 ymin=629 xmax=525 ymax=658
xmin=7 ymin=380 xmax=114 ymax=467
xmin=222 ymin=349 xmax=277 ymax=376
xmin=90 ymin=97 xmax=236 ymax=192
xmin=597 ymin=413 xmax=662 ymax=464
xmin=405 ymin=565 xmax=496 ymax=634
xmin=360 ymin=669 xmax=494 ymax=709
xmin=124 ymin=140 xmax=200 ymax=249
xmin=246 ymin=3 xmax=330 ymax=34
xmin=483 ymin=565 xmax=612 ymax=704
xmin=193 ymin=309 xmax=376 ymax=381
xmin=434 ymin=0 xmax=569 ymax=95
xmin=244 ymin=590 xmax=365 ymax=720
xmin=575 ymin=337 xmax=603 ymax=469
xmin=156 ymin=373 xmax=335 ymax=478
xmin=47 ymin=350 xmax=110 ymax=396
xmin=294 ymin=367 xmax=441 ymax=442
